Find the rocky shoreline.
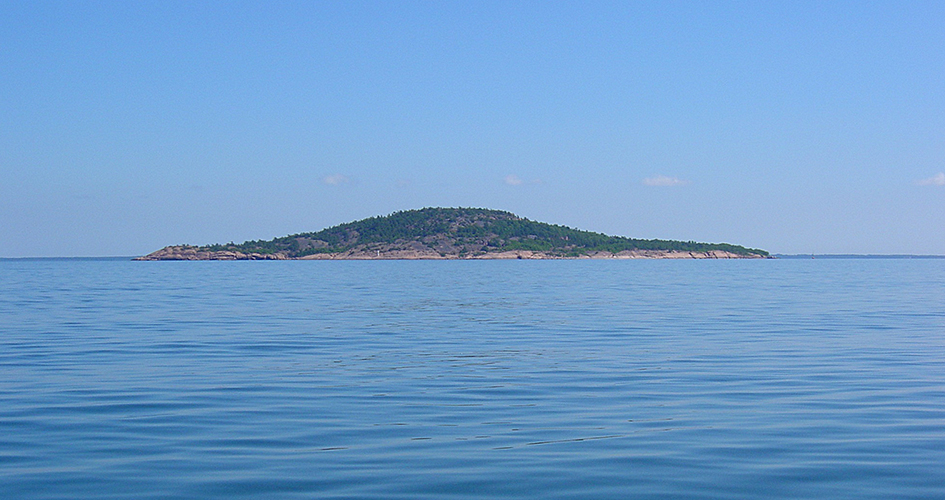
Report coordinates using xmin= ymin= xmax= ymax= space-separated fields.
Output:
xmin=134 ymin=245 xmax=768 ymax=261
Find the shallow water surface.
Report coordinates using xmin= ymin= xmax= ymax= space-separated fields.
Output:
xmin=1 ymin=259 xmax=943 ymax=499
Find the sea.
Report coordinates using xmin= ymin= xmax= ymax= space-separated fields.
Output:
xmin=1 ymin=257 xmax=943 ymax=499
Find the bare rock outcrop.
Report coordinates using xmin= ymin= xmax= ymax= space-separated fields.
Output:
xmin=134 ymin=246 xmax=288 ymax=261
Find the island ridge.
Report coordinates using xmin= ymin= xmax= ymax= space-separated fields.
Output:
xmin=136 ymin=207 xmax=770 ymax=260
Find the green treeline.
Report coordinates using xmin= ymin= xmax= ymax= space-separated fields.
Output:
xmin=203 ymin=207 xmax=769 ymax=257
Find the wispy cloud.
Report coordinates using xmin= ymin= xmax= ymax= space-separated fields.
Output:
xmin=642 ymin=175 xmax=689 ymax=187
xmin=323 ymin=174 xmax=350 ymax=185
xmin=504 ymin=175 xmax=543 ymax=186
xmin=917 ymin=172 xmax=945 ymax=186
xmin=504 ymin=175 xmax=524 ymax=186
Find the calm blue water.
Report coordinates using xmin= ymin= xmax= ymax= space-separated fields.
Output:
xmin=1 ymin=258 xmax=943 ymax=499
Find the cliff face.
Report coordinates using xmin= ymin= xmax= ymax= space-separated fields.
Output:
xmin=135 ymin=208 xmax=771 ymax=260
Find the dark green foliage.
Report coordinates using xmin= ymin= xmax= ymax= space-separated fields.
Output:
xmin=198 ymin=207 xmax=769 ymax=257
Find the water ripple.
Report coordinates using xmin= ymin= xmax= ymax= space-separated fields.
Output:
xmin=1 ymin=259 xmax=943 ymax=499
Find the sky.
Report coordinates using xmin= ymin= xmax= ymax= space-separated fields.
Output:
xmin=2 ymin=1 xmax=943 ymax=257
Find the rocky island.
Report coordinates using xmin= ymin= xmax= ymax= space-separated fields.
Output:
xmin=136 ymin=207 xmax=770 ymax=260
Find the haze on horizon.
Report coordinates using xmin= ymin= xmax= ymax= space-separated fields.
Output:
xmin=2 ymin=1 xmax=943 ymax=257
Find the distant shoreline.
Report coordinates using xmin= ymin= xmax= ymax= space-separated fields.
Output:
xmin=7 ymin=254 xmax=945 ymax=262
xmin=2 ymin=254 xmax=944 ymax=261
xmin=133 ymin=247 xmax=769 ymax=261
xmin=774 ymin=254 xmax=945 ymax=259
xmin=0 ymin=256 xmax=137 ymax=261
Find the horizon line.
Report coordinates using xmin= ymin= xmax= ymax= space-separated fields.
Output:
xmin=4 ymin=254 xmax=945 ymax=260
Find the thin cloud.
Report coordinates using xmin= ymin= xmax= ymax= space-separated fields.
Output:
xmin=323 ymin=174 xmax=350 ymax=185
xmin=917 ymin=172 xmax=945 ymax=186
xmin=643 ymin=175 xmax=689 ymax=187
xmin=504 ymin=175 xmax=543 ymax=186
xmin=504 ymin=175 xmax=524 ymax=186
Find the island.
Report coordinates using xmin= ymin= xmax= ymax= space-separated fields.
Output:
xmin=135 ymin=207 xmax=770 ymax=260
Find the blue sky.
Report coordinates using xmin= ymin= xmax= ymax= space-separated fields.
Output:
xmin=2 ymin=1 xmax=943 ymax=256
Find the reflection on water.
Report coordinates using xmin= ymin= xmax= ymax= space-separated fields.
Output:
xmin=1 ymin=259 xmax=944 ymax=499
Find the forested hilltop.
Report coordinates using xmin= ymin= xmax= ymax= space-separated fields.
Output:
xmin=136 ymin=207 xmax=770 ymax=260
